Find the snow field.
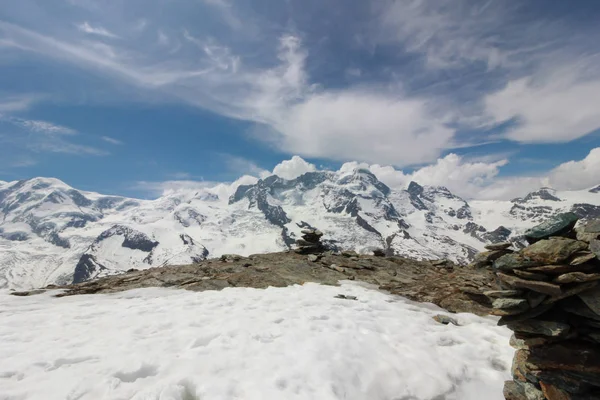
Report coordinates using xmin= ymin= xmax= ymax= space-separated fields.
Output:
xmin=0 ymin=283 xmax=513 ymax=400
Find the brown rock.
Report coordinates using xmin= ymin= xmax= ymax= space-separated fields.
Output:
xmin=484 ymin=289 xmax=524 ymax=298
xmin=497 ymin=272 xmax=562 ymax=296
xmin=540 ymin=382 xmax=572 ymax=400
xmin=526 ymin=264 xmax=596 ymax=275
xmin=522 ymin=238 xmax=588 ymax=265
xmin=514 ymin=269 xmax=550 ymax=281
xmin=554 ymin=272 xmax=600 ymax=284
xmin=570 ymin=252 xmax=597 ymax=266
xmin=510 ymin=333 xmax=554 ymax=349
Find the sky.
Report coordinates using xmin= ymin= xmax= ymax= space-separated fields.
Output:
xmin=1 ymin=0 xmax=600 ymax=200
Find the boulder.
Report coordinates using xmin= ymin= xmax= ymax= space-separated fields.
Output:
xmin=521 ymin=238 xmax=588 ymax=265
xmin=524 ymin=212 xmax=579 ymax=244
xmin=432 ymin=314 xmax=459 ymax=326
xmin=372 ymin=248 xmax=386 ymax=257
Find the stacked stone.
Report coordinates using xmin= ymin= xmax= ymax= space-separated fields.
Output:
xmin=481 ymin=212 xmax=600 ymax=400
xmin=469 ymin=241 xmax=516 ymax=269
xmin=294 ymin=228 xmax=324 ymax=254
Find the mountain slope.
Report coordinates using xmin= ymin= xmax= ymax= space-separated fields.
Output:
xmin=1 ymin=172 xmax=599 ymax=289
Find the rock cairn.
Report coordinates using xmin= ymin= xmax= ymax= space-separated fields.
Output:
xmin=294 ymin=228 xmax=325 ymax=254
xmin=479 ymin=212 xmax=600 ymax=400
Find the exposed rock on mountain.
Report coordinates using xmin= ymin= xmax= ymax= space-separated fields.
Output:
xmin=1 ymin=172 xmax=599 ymax=289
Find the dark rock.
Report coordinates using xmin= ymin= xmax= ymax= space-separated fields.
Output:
xmin=471 ymin=249 xmax=512 ymax=268
xmin=507 ymin=320 xmax=570 ymax=337
xmin=334 ymin=294 xmax=357 ymax=301
xmin=570 ymin=252 xmax=597 ymax=266
xmin=527 ymin=292 xmax=547 ymax=308
xmin=528 ymin=342 xmax=600 ymax=374
xmin=485 ymin=241 xmax=513 ymax=251
xmin=560 ymin=297 xmax=600 ymax=321
xmin=341 ymin=250 xmax=358 ymax=257
xmin=532 ymin=370 xmax=595 ymax=394
xmin=498 ymin=304 xmax=555 ymax=325
xmin=497 ymin=272 xmax=562 ymax=296
xmin=514 ymin=269 xmax=550 ymax=281
xmin=521 ymin=238 xmax=588 ymax=265
xmin=577 ymin=285 xmax=600 ymax=316
xmin=524 ymin=212 xmax=579 ymax=244
xmin=432 ymin=314 xmax=459 ymax=326
xmin=372 ymin=248 xmax=386 ymax=257
xmin=554 ymin=272 xmax=600 ymax=284
xmin=543 ymin=281 xmax=598 ymax=305
xmin=510 ymin=334 xmax=553 ymax=349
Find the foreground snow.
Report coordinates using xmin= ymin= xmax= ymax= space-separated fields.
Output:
xmin=0 ymin=283 xmax=513 ymax=400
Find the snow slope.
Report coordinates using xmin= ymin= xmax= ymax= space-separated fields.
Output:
xmin=1 ymin=174 xmax=599 ymax=289
xmin=0 ymin=283 xmax=513 ymax=400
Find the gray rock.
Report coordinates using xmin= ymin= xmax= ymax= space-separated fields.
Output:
xmin=220 ymin=254 xmax=243 ymax=262
xmin=334 ymin=294 xmax=357 ymax=300
xmin=553 ymin=272 xmax=600 ymax=284
xmin=307 ymin=254 xmax=319 ymax=262
xmin=507 ymin=320 xmax=570 ymax=337
xmin=493 ymin=298 xmax=529 ymax=309
xmin=524 ymin=212 xmax=579 ymax=244
xmin=496 ymin=272 xmax=562 ymax=296
xmin=498 ymin=304 xmax=554 ymax=325
xmin=432 ymin=314 xmax=459 ymax=326
xmin=560 ymin=297 xmax=600 ymax=321
xmin=485 ymin=241 xmax=513 ymax=251
xmin=521 ymin=238 xmax=588 ymax=265
xmin=493 ymin=253 xmax=540 ymax=271
xmin=484 ymin=289 xmax=524 ymax=298
xmin=590 ymin=239 xmax=600 ymax=259
xmin=584 ymin=218 xmax=600 ymax=233
xmin=542 ymin=281 xmax=598 ymax=305
xmin=503 ymin=380 xmax=545 ymax=400
xmin=341 ymin=250 xmax=358 ymax=257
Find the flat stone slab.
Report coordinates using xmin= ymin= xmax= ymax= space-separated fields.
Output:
xmin=554 ymin=272 xmax=600 ymax=284
xmin=485 ymin=242 xmax=513 ymax=251
xmin=496 ymin=272 xmax=562 ymax=296
xmin=484 ymin=289 xmax=524 ymax=298
xmin=526 ymin=263 xmax=596 ymax=275
xmin=506 ymin=320 xmax=570 ymax=337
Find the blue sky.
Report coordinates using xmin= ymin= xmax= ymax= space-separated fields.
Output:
xmin=1 ymin=0 xmax=600 ymax=199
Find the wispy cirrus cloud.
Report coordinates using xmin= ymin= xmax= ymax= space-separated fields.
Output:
xmin=101 ymin=136 xmax=123 ymax=145
xmin=76 ymin=21 xmax=118 ymax=38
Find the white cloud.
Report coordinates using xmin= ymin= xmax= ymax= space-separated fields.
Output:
xmin=223 ymin=155 xmax=270 ymax=178
xmin=484 ymin=62 xmax=600 ymax=143
xmin=547 ymin=148 xmax=600 ymax=191
xmin=272 ymin=156 xmax=316 ymax=180
xmin=77 ymin=22 xmax=118 ymax=38
xmin=0 ymin=95 xmax=40 ymax=112
xmin=1 ymin=115 xmax=76 ymax=135
xmin=134 ymin=174 xmax=258 ymax=200
xmin=101 ymin=136 xmax=123 ymax=145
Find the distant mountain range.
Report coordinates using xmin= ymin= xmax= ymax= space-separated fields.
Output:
xmin=1 ymin=171 xmax=599 ymax=289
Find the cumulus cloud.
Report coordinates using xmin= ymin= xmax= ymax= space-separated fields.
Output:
xmin=547 ymin=148 xmax=600 ymax=191
xmin=272 ymin=156 xmax=316 ymax=179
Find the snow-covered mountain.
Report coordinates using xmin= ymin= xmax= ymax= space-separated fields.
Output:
xmin=1 ymin=171 xmax=599 ymax=289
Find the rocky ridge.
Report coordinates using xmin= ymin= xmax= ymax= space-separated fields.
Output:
xmin=473 ymin=213 xmax=600 ymax=400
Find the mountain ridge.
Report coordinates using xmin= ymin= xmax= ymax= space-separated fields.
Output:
xmin=1 ymin=172 xmax=599 ymax=290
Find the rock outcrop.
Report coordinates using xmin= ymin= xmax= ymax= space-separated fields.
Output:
xmin=480 ymin=214 xmax=600 ymax=400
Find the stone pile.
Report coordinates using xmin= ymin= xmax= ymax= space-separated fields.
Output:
xmin=294 ymin=228 xmax=325 ymax=254
xmin=480 ymin=212 xmax=600 ymax=400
